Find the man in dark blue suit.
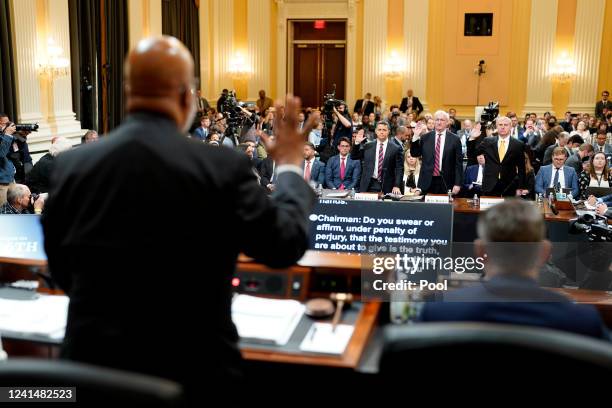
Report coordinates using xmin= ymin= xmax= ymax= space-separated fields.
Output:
xmin=410 ymin=110 xmax=463 ymax=195
xmin=325 ymin=137 xmax=361 ymax=190
xmin=419 ymin=199 xmax=609 ymax=340
xmin=535 ymin=147 xmax=580 ymax=197
xmin=351 ymin=121 xmax=403 ymax=194
xmin=302 ymin=142 xmax=325 ymax=186
xmin=462 ymin=153 xmax=485 ymax=195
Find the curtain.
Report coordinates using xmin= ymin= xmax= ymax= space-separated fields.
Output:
xmin=0 ymin=0 xmax=17 ymax=120
xmin=162 ymin=0 xmax=200 ymax=82
xmin=103 ymin=0 xmax=128 ymax=132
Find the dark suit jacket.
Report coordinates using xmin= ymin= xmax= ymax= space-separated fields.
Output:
xmin=595 ymin=100 xmax=612 ymax=119
xmin=351 ymin=139 xmax=403 ymax=193
xmin=419 ymin=276 xmax=608 ymax=340
xmin=462 ymin=164 xmax=483 ymax=194
xmin=399 ymin=96 xmax=424 ymax=114
xmin=324 ymin=154 xmax=361 ymax=190
xmin=410 ymin=130 xmax=463 ymax=192
xmin=257 ymin=157 xmax=275 ymax=187
xmin=301 ymin=159 xmax=325 ymax=186
xmin=353 ymin=99 xmax=375 ymax=116
xmin=41 ymin=112 xmax=315 ymax=393
xmin=477 ymin=136 xmax=526 ymax=195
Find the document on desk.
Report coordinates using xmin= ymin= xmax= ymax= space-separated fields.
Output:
xmin=232 ymin=294 xmax=305 ymax=346
xmin=299 ymin=323 xmax=354 ymax=355
xmin=0 ymin=295 xmax=69 ymax=339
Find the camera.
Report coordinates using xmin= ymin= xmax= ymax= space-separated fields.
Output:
xmin=480 ymin=101 xmax=499 ymax=124
xmin=219 ymin=90 xmax=255 ymax=145
xmin=569 ymin=213 xmax=612 ymax=242
xmin=322 ymin=85 xmax=346 ymax=129
xmin=15 ymin=123 xmax=39 ymax=133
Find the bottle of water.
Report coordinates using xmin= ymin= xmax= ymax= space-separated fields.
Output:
xmin=350 ymin=188 xmax=355 ymax=199
xmin=536 ymin=193 xmax=543 ymax=207
xmin=447 ymin=189 xmax=453 ymax=203
xmin=473 ymin=193 xmax=479 ymax=208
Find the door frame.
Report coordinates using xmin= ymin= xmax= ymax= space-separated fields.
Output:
xmin=276 ymin=1 xmax=357 ymax=110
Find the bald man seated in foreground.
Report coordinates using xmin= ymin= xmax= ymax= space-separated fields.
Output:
xmin=42 ymin=36 xmax=318 ymax=400
xmin=419 ymin=200 xmax=609 ymax=340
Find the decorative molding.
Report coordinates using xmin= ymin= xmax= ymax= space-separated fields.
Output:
xmin=362 ymin=0 xmax=386 ymax=102
xmin=403 ymin=0 xmax=429 ymax=110
xmin=523 ymin=0 xmax=557 ymax=115
xmin=212 ymin=0 xmax=233 ymax=95
xmin=567 ymin=0 xmax=605 ymax=114
xmin=199 ymin=0 xmax=210 ymax=96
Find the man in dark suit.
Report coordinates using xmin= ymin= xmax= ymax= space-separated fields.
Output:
xmin=325 ymin=137 xmax=361 ymax=190
xmin=258 ymin=156 xmax=276 ymax=192
xmin=351 ymin=121 xmax=403 ymax=194
xmin=399 ymin=89 xmax=424 ymax=116
xmin=302 ymin=141 xmax=325 ymax=186
xmin=410 ymin=110 xmax=463 ymax=195
xmin=353 ymin=92 xmax=375 ymax=116
xmin=419 ymin=199 xmax=609 ymax=341
xmin=595 ymin=90 xmax=612 ymax=120
xmin=477 ymin=116 xmax=527 ymax=196
xmin=41 ymin=37 xmax=317 ymax=400
xmin=463 ymin=153 xmax=485 ymax=195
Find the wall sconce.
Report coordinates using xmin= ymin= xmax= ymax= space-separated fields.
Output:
xmin=228 ymin=52 xmax=250 ymax=80
xmin=38 ymin=38 xmax=70 ymax=79
xmin=550 ymin=51 xmax=576 ymax=83
xmin=383 ymin=51 xmax=405 ymax=79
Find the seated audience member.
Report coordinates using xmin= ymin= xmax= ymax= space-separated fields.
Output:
xmin=565 ymin=143 xmax=594 ymax=176
xmin=351 ymin=121 xmax=403 ymax=195
xmin=463 ymin=153 xmax=485 ymax=196
xmin=542 ymin=132 xmax=571 ymax=166
xmin=27 ymin=137 xmax=73 ymax=194
xmin=324 ymin=137 xmax=360 ymax=190
xmin=258 ymin=156 xmax=276 ymax=192
xmin=570 ymin=120 xmax=592 ymax=142
xmin=0 ymin=183 xmax=45 ymax=214
xmin=80 ymin=130 xmax=98 ymax=144
xmin=522 ymin=118 xmax=541 ymax=149
xmin=308 ymin=121 xmax=323 ymax=149
xmin=567 ymin=134 xmax=585 ymax=150
xmin=535 ymin=147 xmax=580 ymax=198
xmin=579 ymin=152 xmax=612 ymax=200
xmin=593 ymin=129 xmax=612 ymax=154
xmin=193 ymin=116 xmax=211 ymax=141
xmin=236 ymin=143 xmax=261 ymax=185
xmin=419 ymin=199 xmax=609 ymax=340
xmin=401 ymin=150 xmax=421 ymax=195
xmin=302 ymin=142 xmax=325 ymax=187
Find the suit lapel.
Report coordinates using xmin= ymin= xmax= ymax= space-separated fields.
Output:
xmin=493 ymin=136 xmax=501 ymax=163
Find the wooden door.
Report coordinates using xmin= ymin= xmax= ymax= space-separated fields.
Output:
xmin=293 ymin=44 xmax=346 ymax=109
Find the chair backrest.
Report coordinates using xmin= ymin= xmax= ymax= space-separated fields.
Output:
xmin=0 ymin=358 xmax=183 ymax=406
xmin=380 ymin=322 xmax=612 ymax=380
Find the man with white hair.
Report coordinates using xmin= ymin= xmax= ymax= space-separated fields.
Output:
xmin=410 ymin=110 xmax=463 ymax=194
xmin=477 ymin=116 xmax=527 ymax=196
xmin=0 ymin=183 xmax=45 ymax=214
xmin=26 ymin=137 xmax=73 ymax=194
xmin=457 ymin=119 xmax=474 ymax=157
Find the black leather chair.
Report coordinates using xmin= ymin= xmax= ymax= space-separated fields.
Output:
xmin=380 ymin=323 xmax=612 ymax=383
xmin=0 ymin=358 xmax=183 ymax=406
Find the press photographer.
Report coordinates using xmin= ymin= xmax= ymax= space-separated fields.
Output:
xmin=318 ymin=86 xmax=351 ymax=162
xmin=218 ymin=90 xmax=259 ymax=146
xmin=0 ymin=113 xmax=36 ymax=184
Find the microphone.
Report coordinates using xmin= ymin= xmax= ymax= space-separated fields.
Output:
xmin=439 ymin=170 xmax=450 ymax=193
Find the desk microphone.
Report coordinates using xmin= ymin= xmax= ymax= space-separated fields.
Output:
xmin=549 ymin=193 xmax=559 ymax=215
xmin=439 ymin=170 xmax=450 ymax=193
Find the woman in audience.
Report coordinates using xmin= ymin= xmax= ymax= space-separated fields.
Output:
xmin=523 ymin=152 xmax=536 ymax=200
xmin=426 ymin=117 xmax=435 ymax=132
xmin=373 ymin=96 xmax=384 ymax=117
xmin=579 ymin=152 xmax=612 ymax=200
xmin=262 ymin=108 xmax=275 ymax=135
xmin=402 ymin=150 xmax=421 ymax=195
xmin=570 ymin=120 xmax=591 ymax=142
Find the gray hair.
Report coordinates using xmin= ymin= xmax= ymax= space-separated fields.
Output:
xmin=434 ymin=110 xmax=449 ymax=121
xmin=6 ymin=184 xmax=29 ymax=205
xmin=496 ymin=116 xmax=512 ymax=125
xmin=376 ymin=121 xmax=391 ymax=130
xmin=49 ymin=137 xmax=73 ymax=157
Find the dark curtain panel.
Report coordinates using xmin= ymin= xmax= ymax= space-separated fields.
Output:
xmin=0 ymin=0 xmax=17 ymax=120
xmin=162 ymin=0 xmax=200 ymax=83
xmin=103 ymin=0 xmax=128 ymax=132
xmin=68 ymin=0 xmax=100 ymax=131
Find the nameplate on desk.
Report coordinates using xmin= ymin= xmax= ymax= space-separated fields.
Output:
xmin=424 ymin=195 xmax=450 ymax=204
xmin=479 ymin=197 xmax=504 ymax=208
xmin=354 ymin=193 xmax=379 ymax=201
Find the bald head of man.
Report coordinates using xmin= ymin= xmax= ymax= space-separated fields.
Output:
xmin=124 ymin=36 xmax=197 ymax=133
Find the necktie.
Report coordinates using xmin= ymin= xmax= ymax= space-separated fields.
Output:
xmin=552 ymin=167 xmax=560 ymax=189
xmin=340 ymin=157 xmax=346 ymax=190
xmin=498 ymin=138 xmax=507 ymax=162
xmin=304 ymin=161 xmax=311 ymax=181
xmin=377 ymin=143 xmax=384 ymax=181
xmin=433 ymin=133 xmax=442 ymax=176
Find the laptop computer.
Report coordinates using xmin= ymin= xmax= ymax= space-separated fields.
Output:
xmin=586 ymin=187 xmax=612 ymax=198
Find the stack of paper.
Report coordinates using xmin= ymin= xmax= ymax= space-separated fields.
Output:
xmin=232 ymin=294 xmax=305 ymax=346
xmin=299 ymin=323 xmax=354 ymax=355
xmin=0 ymin=295 xmax=69 ymax=339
